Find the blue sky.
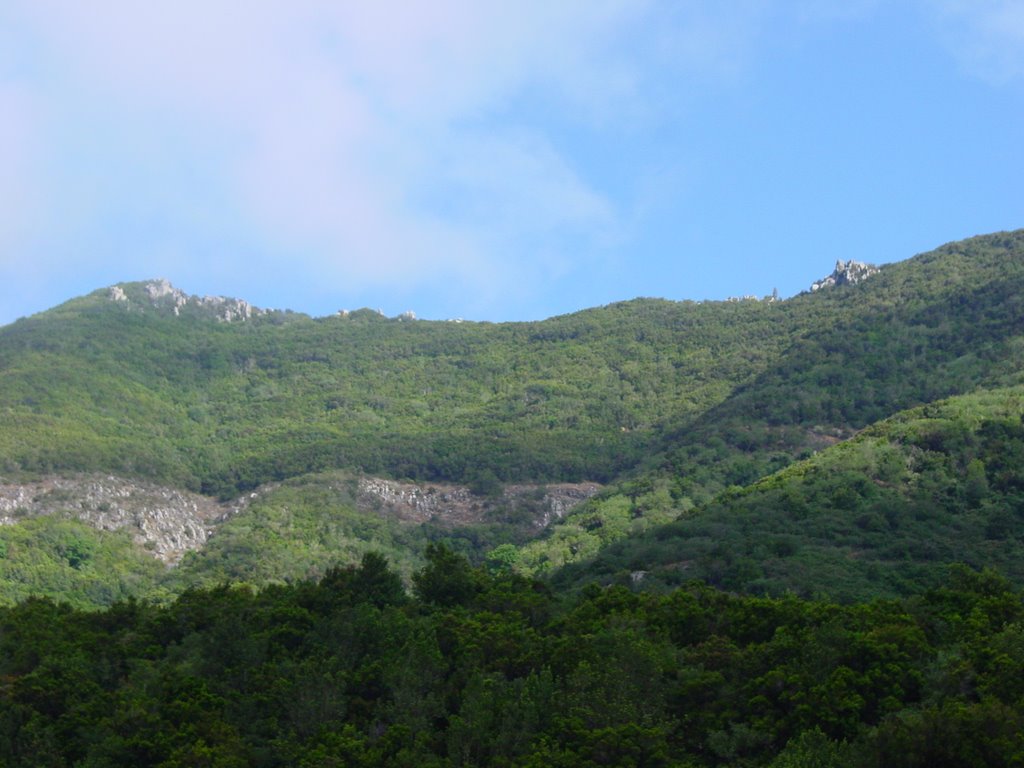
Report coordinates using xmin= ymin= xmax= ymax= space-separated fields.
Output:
xmin=1 ymin=1 xmax=1022 ymax=325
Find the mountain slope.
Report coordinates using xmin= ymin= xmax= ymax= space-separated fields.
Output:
xmin=0 ymin=470 xmax=599 ymax=608
xmin=5 ymin=231 xmax=1024 ymax=503
xmin=654 ymin=230 xmax=1024 ymax=497
xmin=2 ymin=230 xmax=1024 ymax=605
xmin=547 ymin=384 xmax=1024 ymax=600
xmin=515 ymin=231 xmax=1024 ymax=572
xmin=0 ymin=280 xmax=798 ymax=496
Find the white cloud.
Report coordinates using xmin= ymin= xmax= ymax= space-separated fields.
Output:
xmin=438 ymin=131 xmax=617 ymax=243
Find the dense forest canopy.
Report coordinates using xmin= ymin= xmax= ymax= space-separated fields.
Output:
xmin=1 ymin=551 xmax=1022 ymax=767
xmin=545 ymin=385 xmax=1024 ymax=600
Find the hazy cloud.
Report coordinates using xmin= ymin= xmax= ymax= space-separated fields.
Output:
xmin=0 ymin=81 xmax=42 ymax=263
xmin=4 ymin=1 xmax=658 ymax=298
xmin=788 ymin=0 xmax=882 ymax=24
xmin=928 ymin=0 xmax=1024 ymax=83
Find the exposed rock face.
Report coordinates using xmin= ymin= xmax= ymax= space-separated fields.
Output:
xmin=0 ymin=474 xmax=601 ymax=565
xmin=356 ymin=478 xmax=601 ymax=528
xmin=0 ymin=475 xmax=253 ymax=564
xmin=810 ymin=260 xmax=880 ymax=291
xmin=144 ymin=278 xmax=187 ymax=305
xmin=109 ymin=278 xmax=272 ymax=322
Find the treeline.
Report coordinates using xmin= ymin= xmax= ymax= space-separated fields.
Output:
xmin=2 ymin=549 xmax=1023 ymax=766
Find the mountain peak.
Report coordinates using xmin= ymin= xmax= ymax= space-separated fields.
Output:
xmin=809 ymin=259 xmax=880 ymax=292
xmin=107 ymin=279 xmax=273 ymax=322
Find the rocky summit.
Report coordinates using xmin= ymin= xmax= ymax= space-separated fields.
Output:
xmin=108 ymin=278 xmax=273 ymax=322
xmin=809 ymin=258 xmax=880 ymax=291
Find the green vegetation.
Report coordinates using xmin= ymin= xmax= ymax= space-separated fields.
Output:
xmin=166 ymin=473 xmax=428 ymax=591
xmin=0 ymin=284 xmax=795 ymax=498
xmin=2 ymin=552 xmax=1023 ymax=766
xmin=167 ymin=471 xmax=552 ymax=593
xmin=2 ymin=230 xmax=1024 ymax=607
xmin=0 ymin=517 xmax=170 ymax=609
xmin=2 ymin=232 xmax=1023 ymax=508
xmin=649 ymin=230 xmax=1024 ymax=500
xmin=4 ymin=231 xmax=1024 ymax=762
xmin=0 ymin=470 xmax=572 ymax=610
xmin=551 ymin=385 xmax=1024 ymax=600
xmin=517 ymin=231 xmax=1024 ymax=572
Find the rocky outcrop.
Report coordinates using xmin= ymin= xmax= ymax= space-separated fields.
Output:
xmin=0 ymin=475 xmax=253 ymax=564
xmin=810 ymin=260 xmax=880 ymax=291
xmin=356 ymin=478 xmax=601 ymax=528
xmin=0 ymin=473 xmax=601 ymax=565
xmin=108 ymin=279 xmax=272 ymax=322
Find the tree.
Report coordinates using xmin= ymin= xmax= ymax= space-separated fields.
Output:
xmin=412 ymin=544 xmax=481 ymax=607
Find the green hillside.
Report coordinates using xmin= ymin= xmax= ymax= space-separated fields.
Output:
xmin=0 ymin=517 xmax=171 ymax=609
xmin=165 ymin=471 xmax=558 ymax=594
xmin=650 ymin=230 xmax=1024 ymax=499
xmin=2 ymin=230 xmax=1024 ymax=607
xmin=3 ymin=230 xmax=1023 ymax=507
xmin=0 ymin=470 xmax=579 ymax=610
xmin=517 ymin=231 xmax=1024 ymax=572
xmin=549 ymin=385 xmax=1024 ymax=600
xmin=7 ymin=232 xmax=1024 ymax=768
xmin=0 ymin=283 xmax=795 ymax=498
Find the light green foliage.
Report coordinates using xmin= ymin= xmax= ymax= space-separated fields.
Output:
xmin=497 ymin=231 xmax=1024 ymax=575
xmin=516 ymin=478 xmax=681 ymax=575
xmin=168 ymin=472 xmax=426 ymax=590
xmin=0 ymin=517 xmax=169 ymax=608
xmin=0 ymin=285 xmax=796 ymax=497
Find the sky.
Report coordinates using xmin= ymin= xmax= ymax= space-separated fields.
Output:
xmin=1 ymin=1 xmax=1022 ymax=325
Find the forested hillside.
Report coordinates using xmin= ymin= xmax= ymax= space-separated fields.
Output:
xmin=0 ymin=282 xmax=794 ymax=498
xmin=647 ymin=229 xmax=1024 ymax=500
xmin=1 ymin=230 xmax=1024 ymax=608
xmin=0 ymin=471 xmax=596 ymax=610
xmin=496 ymin=231 xmax=1024 ymax=577
xmin=548 ymin=385 xmax=1024 ymax=600
xmin=3 ymin=231 xmax=1022 ymax=504
xmin=3 ymin=231 xmax=1024 ymax=765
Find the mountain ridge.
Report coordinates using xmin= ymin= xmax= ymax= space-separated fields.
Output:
xmin=27 ymin=244 xmax=884 ymax=330
xmin=16 ymin=228 xmax=1018 ymax=332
